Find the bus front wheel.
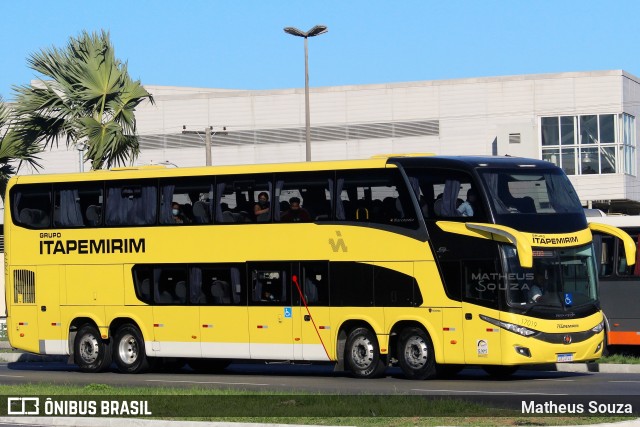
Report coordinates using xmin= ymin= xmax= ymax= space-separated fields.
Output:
xmin=113 ymin=324 xmax=149 ymax=374
xmin=345 ymin=327 xmax=386 ymax=378
xmin=74 ymin=324 xmax=112 ymax=373
xmin=397 ymin=327 xmax=437 ymax=380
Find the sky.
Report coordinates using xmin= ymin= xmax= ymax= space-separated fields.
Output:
xmin=1 ymin=1 xmax=639 ymax=100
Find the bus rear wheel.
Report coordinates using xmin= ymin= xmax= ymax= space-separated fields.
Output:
xmin=345 ymin=327 xmax=386 ymax=378
xmin=74 ymin=324 xmax=112 ymax=373
xmin=113 ymin=324 xmax=149 ymax=374
xmin=397 ymin=327 xmax=437 ymax=380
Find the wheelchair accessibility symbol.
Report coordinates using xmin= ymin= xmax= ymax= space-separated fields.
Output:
xmin=284 ymin=307 xmax=292 ymax=318
xmin=564 ymin=293 xmax=573 ymax=306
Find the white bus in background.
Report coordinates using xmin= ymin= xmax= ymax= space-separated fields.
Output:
xmin=586 ymin=211 xmax=640 ymax=353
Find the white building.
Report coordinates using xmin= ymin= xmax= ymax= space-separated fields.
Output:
xmin=20 ymin=69 xmax=640 ymax=213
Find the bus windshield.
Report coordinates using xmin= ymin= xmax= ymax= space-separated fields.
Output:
xmin=479 ymin=168 xmax=583 ymax=215
xmin=503 ymin=244 xmax=598 ymax=310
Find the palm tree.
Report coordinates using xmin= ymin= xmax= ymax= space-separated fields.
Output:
xmin=0 ymin=97 xmax=43 ymax=199
xmin=10 ymin=30 xmax=154 ymax=170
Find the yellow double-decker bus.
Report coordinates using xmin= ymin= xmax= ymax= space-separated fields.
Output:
xmin=5 ymin=155 xmax=633 ymax=379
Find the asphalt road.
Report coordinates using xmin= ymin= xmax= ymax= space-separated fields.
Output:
xmin=2 ymin=360 xmax=640 ymax=397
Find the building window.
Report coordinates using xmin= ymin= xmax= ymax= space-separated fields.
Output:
xmin=541 ymin=114 xmax=633 ymax=176
xmin=623 ymin=113 xmax=636 ymax=176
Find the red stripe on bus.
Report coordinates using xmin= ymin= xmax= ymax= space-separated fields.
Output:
xmin=608 ymin=331 xmax=640 ymax=345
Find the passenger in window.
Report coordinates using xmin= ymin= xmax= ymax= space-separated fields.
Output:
xmin=528 ymin=269 xmax=548 ymax=303
xmin=457 ymin=188 xmax=477 ymax=217
xmin=281 ymin=197 xmax=311 ymax=222
xmin=254 ymin=192 xmax=270 ymax=221
xmin=172 ymin=202 xmax=190 ymax=224
xmin=262 ymin=291 xmax=276 ymax=302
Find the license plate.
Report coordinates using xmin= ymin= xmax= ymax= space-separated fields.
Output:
xmin=556 ymin=353 xmax=574 ymax=362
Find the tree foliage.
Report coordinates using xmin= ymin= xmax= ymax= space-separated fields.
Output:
xmin=11 ymin=30 xmax=154 ymax=170
xmin=0 ymin=97 xmax=43 ymax=198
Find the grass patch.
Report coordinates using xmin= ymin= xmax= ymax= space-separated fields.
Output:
xmin=0 ymin=383 xmax=634 ymax=426
xmin=598 ymin=354 xmax=640 ymax=364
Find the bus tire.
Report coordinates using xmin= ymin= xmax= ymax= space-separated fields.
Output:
xmin=345 ymin=327 xmax=386 ymax=379
xmin=482 ymin=365 xmax=519 ymax=378
xmin=398 ymin=327 xmax=437 ymax=380
xmin=74 ymin=324 xmax=112 ymax=373
xmin=113 ymin=324 xmax=149 ymax=374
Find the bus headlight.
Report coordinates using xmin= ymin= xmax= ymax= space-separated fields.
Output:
xmin=591 ymin=321 xmax=604 ymax=334
xmin=480 ymin=314 xmax=538 ymax=337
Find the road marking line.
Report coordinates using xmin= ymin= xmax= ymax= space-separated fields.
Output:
xmin=145 ymin=379 xmax=269 ymax=386
xmin=533 ymin=378 xmax=575 ymax=382
xmin=412 ymin=389 xmax=568 ymax=395
xmin=0 ymin=374 xmax=25 ymax=378
xmin=609 ymin=380 xmax=640 ymax=383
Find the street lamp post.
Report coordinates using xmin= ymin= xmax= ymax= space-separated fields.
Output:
xmin=283 ymin=25 xmax=328 ymax=162
xmin=76 ymin=142 xmax=87 ymax=172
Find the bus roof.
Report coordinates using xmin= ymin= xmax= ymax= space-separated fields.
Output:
xmin=7 ymin=154 xmax=557 ymax=185
xmin=586 ymin=215 xmax=640 ymax=228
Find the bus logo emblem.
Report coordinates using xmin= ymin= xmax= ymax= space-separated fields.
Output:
xmin=563 ymin=335 xmax=572 ymax=345
xmin=329 ymin=231 xmax=348 ymax=252
xmin=7 ymin=397 xmax=40 ymax=415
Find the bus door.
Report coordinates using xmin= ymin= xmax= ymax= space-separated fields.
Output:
xmin=294 ymin=262 xmax=332 ymax=361
xmin=248 ymin=263 xmax=295 ymax=360
xmin=459 ymin=258 xmax=503 ymax=365
xmin=424 ymin=222 xmax=504 ymax=364
xmin=198 ymin=265 xmax=250 ymax=359
xmin=150 ymin=265 xmax=200 ymax=358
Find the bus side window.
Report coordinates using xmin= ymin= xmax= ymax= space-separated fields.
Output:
xmin=198 ymin=265 xmax=245 ymax=305
xmin=301 ymin=262 xmax=329 ymax=306
xmin=405 ymin=168 xmax=483 ymax=222
xmin=105 ymin=180 xmax=157 ymax=226
xmin=335 ymin=169 xmax=417 ymax=229
xmin=274 ymin=171 xmax=334 ymax=222
xmin=11 ymin=184 xmax=52 ymax=229
xmin=53 ymin=182 xmax=103 ymax=228
xmin=215 ymin=175 xmax=272 ymax=224
xmin=249 ymin=263 xmax=290 ymax=305
xmin=329 ymin=262 xmax=374 ymax=307
xmin=373 ymin=265 xmax=420 ymax=307
xmin=159 ymin=178 xmax=214 ymax=225
xmin=154 ymin=266 xmax=188 ymax=304
xmin=616 ymin=237 xmax=638 ymax=276
xmin=596 ymin=235 xmax=614 ymax=276
xmin=132 ymin=266 xmax=153 ymax=304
